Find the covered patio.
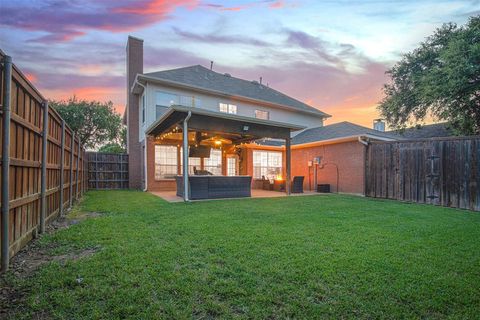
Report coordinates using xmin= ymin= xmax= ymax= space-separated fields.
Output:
xmin=145 ymin=105 xmax=304 ymax=201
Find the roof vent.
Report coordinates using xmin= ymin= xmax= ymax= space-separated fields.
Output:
xmin=251 ymin=80 xmax=259 ymax=85
xmin=224 ymin=73 xmax=231 ymax=77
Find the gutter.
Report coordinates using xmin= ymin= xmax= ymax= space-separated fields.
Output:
xmin=358 ymin=136 xmax=369 ymax=146
xmin=246 ymin=134 xmax=395 ymax=151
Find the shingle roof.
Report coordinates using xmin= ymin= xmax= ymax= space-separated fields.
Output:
xmin=388 ymin=123 xmax=454 ymax=139
xmin=256 ymin=121 xmax=398 ymax=146
xmin=144 ymin=65 xmax=329 ymax=117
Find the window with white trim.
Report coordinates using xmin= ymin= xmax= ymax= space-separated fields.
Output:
xmin=219 ymin=103 xmax=237 ymax=114
xmin=156 ymin=91 xmax=198 ymax=119
xmin=154 ymin=145 xmax=178 ymax=179
xmin=255 ymin=110 xmax=269 ymax=120
xmin=204 ymin=149 xmax=223 ymax=175
xmin=253 ymin=150 xmax=282 ymax=180
xmin=180 ymin=147 xmax=201 ymax=175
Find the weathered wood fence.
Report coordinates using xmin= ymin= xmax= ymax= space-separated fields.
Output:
xmin=365 ymin=137 xmax=480 ymax=211
xmin=87 ymin=152 xmax=128 ymax=189
xmin=0 ymin=51 xmax=87 ymax=272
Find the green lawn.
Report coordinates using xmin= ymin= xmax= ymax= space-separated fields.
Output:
xmin=4 ymin=191 xmax=480 ymax=319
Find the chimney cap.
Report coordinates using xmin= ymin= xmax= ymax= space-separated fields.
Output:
xmin=128 ymin=35 xmax=144 ymax=42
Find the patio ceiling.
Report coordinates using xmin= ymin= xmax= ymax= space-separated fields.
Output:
xmin=145 ymin=105 xmax=305 ymax=141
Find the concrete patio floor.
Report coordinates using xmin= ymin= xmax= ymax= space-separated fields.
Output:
xmin=150 ymin=189 xmax=321 ymax=203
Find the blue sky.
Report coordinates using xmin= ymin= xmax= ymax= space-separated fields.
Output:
xmin=1 ymin=0 xmax=478 ymax=126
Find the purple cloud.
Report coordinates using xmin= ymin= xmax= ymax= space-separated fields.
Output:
xmin=172 ymin=27 xmax=271 ymax=46
xmin=1 ymin=0 xmax=198 ymax=43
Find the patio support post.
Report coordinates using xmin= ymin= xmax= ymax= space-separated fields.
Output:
xmin=182 ymin=111 xmax=192 ymax=201
xmin=1 ymin=55 xmax=12 ymax=272
xmin=285 ymin=135 xmax=291 ymax=195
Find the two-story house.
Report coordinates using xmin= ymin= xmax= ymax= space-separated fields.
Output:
xmin=125 ymin=36 xmax=396 ymax=197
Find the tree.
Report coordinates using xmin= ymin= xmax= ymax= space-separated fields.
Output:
xmin=98 ymin=143 xmax=125 ymax=153
xmin=50 ymin=97 xmax=123 ymax=149
xmin=98 ymin=129 xmax=127 ymax=154
xmin=379 ymin=16 xmax=480 ymax=135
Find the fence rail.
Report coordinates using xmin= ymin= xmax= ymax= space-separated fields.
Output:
xmin=365 ymin=137 xmax=480 ymax=211
xmin=87 ymin=152 xmax=129 ymax=189
xmin=0 ymin=51 xmax=87 ymax=272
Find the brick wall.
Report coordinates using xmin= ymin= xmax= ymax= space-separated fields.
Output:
xmin=291 ymin=141 xmax=366 ymax=194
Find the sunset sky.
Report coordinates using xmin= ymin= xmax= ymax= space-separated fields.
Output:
xmin=1 ymin=0 xmax=478 ymax=127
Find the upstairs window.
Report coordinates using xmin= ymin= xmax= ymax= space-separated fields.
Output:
xmin=219 ymin=103 xmax=237 ymax=114
xmin=255 ymin=110 xmax=269 ymax=120
xmin=156 ymin=91 xmax=179 ymax=108
xmin=156 ymin=91 xmax=196 ymax=108
xmin=156 ymin=91 xmax=197 ymax=119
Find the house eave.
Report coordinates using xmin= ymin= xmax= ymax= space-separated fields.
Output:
xmin=134 ymin=74 xmax=331 ymax=119
xmin=245 ymin=133 xmax=397 ymax=150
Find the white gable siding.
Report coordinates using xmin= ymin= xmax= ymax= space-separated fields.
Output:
xmin=138 ymin=82 xmax=324 ymax=142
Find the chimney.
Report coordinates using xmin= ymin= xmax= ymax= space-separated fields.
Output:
xmin=373 ymin=119 xmax=385 ymax=132
xmin=126 ymin=35 xmax=143 ymax=189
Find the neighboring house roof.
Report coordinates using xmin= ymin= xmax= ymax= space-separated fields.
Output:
xmin=388 ymin=123 xmax=454 ymax=139
xmin=142 ymin=65 xmax=330 ymax=118
xmin=257 ymin=121 xmax=398 ymax=146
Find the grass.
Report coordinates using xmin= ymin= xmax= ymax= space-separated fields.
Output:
xmin=4 ymin=191 xmax=480 ymax=319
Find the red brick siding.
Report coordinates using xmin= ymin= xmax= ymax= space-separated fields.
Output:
xmin=291 ymin=141 xmax=366 ymax=194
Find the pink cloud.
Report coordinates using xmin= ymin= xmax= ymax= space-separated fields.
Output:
xmin=269 ymin=1 xmax=285 ymax=9
xmin=24 ymin=73 xmax=37 ymax=83
xmin=1 ymin=0 xmax=198 ymax=43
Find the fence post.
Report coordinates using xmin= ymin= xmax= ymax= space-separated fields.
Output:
xmin=1 ymin=55 xmax=12 ymax=272
xmin=76 ymin=140 xmax=80 ymax=200
xmin=69 ymin=132 xmax=75 ymax=208
xmin=59 ymin=120 xmax=65 ymax=216
xmin=95 ymin=153 xmax=98 ymax=189
xmin=40 ymin=101 xmax=49 ymax=234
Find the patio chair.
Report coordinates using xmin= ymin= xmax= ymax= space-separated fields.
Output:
xmin=291 ymin=176 xmax=304 ymax=193
xmin=261 ymin=175 xmax=273 ymax=190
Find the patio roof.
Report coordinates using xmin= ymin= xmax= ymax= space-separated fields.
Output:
xmin=145 ymin=105 xmax=306 ymax=140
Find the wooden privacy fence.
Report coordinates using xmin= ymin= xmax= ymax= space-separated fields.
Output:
xmin=0 ymin=51 xmax=87 ymax=272
xmin=365 ymin=137 xmax=480 ymax=211
xmin=87 ymin=152 xmax=129 ymax=189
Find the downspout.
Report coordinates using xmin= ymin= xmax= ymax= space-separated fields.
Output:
xmin=358 ymin=136 xmax=369 ymax=196
xmin=134 ymin=79 xmax=146 ymax=91
xmin=358 ymin=136 xmax=369 ymax=146
xmin=141 ymin=82 xmax=148 ymax=192
xmin=183 ymin=111 xmax=192 ymax=202
xmin=143 ymin=140 xmax=148 ymax=192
